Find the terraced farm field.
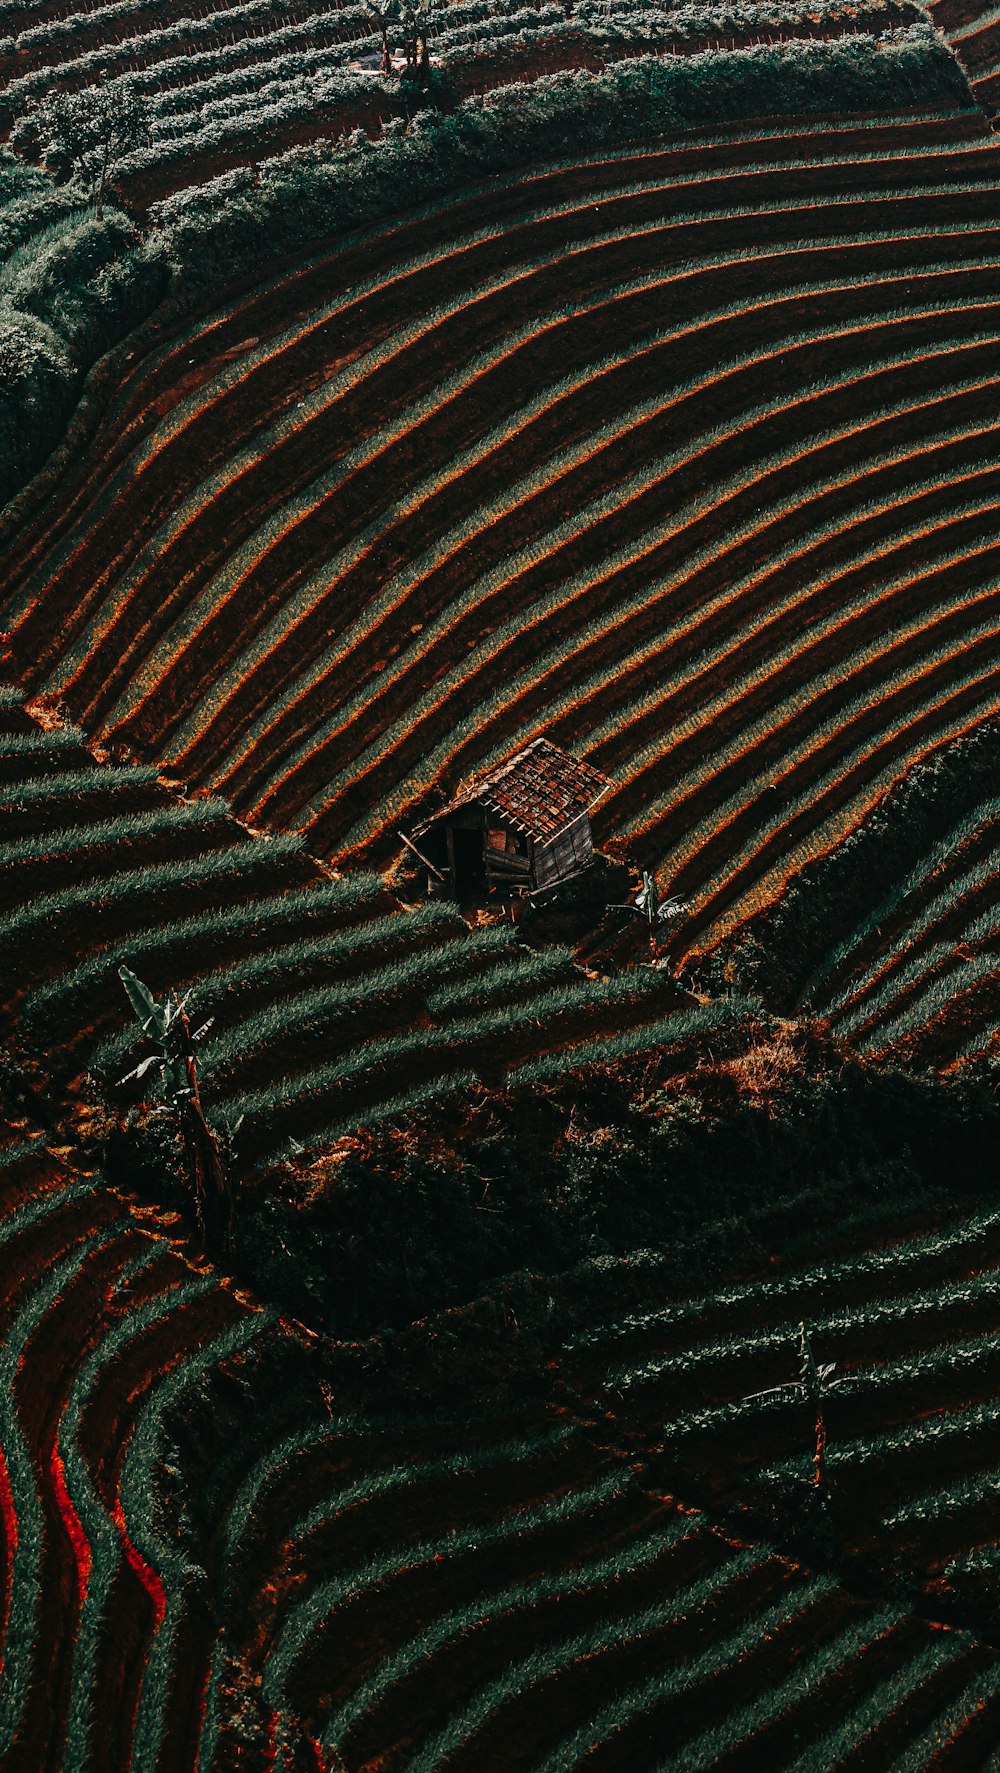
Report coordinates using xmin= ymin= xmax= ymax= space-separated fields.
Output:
xmin=6 ymin=107 xmax=1000 ymax=977
xmin=0 ymin=687 xmax=735 ymax=1173
xmin=8 ymin=2 xmax=1000 ymax=1764
xmin=7 ymin=1114 xmax=1000 ymax=1772
xmin=804 ymin=792 xmax=1000 ymax=1063
xmin=0 ymin=0 xmax=935 ymax=204
xmin=930 ymin=0 xmax=1000 ymax=108
xmin=566 ymin=1202 xmax=1000 ymax=1642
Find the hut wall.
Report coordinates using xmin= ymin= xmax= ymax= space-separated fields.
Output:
xmin=533 ymin=812 xmax=594 ymax=887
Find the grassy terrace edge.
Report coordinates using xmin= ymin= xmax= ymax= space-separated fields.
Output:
xmin=0 ymin=27 xmax=974 ymax=520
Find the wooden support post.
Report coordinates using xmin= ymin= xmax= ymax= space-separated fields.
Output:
xmin=398 ymin=830 xmax=446 ymax=882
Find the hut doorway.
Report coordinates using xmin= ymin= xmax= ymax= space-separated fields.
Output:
xmin=451 ymin=827 xmax=486 ymax=893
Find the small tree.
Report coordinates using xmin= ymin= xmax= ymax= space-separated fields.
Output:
xmin=367 ymin=0 xmax=399 ymax=75
xmin=369 ymin=0 xmax=434 ymax=80
xmin=12 ymin=78 xmax=151 ymax=218
xmin=616 ymin=869 xmax=687 ymax=960
xmin=118 ymin=967 xmax=233 ymax=1252
xmin=746 ymin=1321 xmax=841 ymax=1506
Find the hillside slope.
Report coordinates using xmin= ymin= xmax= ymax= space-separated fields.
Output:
xmin=3 ymin=110 xmax=1000 ymax=974
xmin=6 ymin=1115 xmax=1000 ymax=1770
xmin=0 ymin=688 xmax=735 ymax=1177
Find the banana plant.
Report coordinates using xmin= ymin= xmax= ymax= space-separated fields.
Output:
xmin=118 ymin=967 xmax=213 ymax=1102
xmin=118 ymin=966 xmax=231 ymax=1252
xmin=614 ymin=870 xmax=688 ymax=960
xmin=745 ymin=1322 xmax=842 ymax=1503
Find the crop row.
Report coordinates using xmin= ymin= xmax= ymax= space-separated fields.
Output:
xmin=19 ymin=141 xmax=1000 ymax=666
xmin=6 ymin=115 xmax=986 ymax=651
xmin=0 ymin=699 xmax=737 ymax=1171
xmin=556 ymin=1197 xmax=1000 ymax=1621
xmin=0 ymin=0 xmax=927 ymax=163
xmin=824 ymin=829 xmax=1000 ymax=1048
xmin=6 ymin=121 xmax=1000 ymax=1037
xmin=202 ymin=283 xmax=1000 ymax=823
xmin=0 ymin=1126 xmax=292 ymax=1770
xmin=5 ymin=1122 xmax=1000 ymax=1763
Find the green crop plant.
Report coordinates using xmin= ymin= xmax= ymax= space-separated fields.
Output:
xmin=800 ymin=794 xmax=1000 ymax=1010
xmin=120 ymin=1309 xmax=270 ymax=1773
xmin=304 ymin=281 xmax=990 ymax=783
xmin=825 ymin=824 xmax=1000 ymax=1012
xmin=0 ymin=797 xmax=233 ymax=873
xmin=424 ymin=944 xmax=577 ymax=1013
xmin=327 ymin=1510 xmax=701 ymax=1744
xmin=882 ymin=1460 xmax=1000 ymax=1532
xmin=629 ymin=600 xmax=1000 ymax=948
xmin=266 ymin=1461 xmax=636 ymax=1710
xmin=207 ymin=967 xmax=675 ymax=1139
xmin=0 ymin=1213 xmax=119 ymax=1759
xmin=843 ymin=888 xmax=1000 ymax=1051
xmin=0 ymin=726 xmax=82 ymax=764
xmin=88 ymin=904 xmax=482 ymax=1077
xmin=506 ymin=998 xmax=756 ymax=1085
xmin=265 ymin=1068 xmax=481 ymax=1164
xmin=39 ymin=171 xmax=1000 ymax=812
xmin=890 ymin=1661 xmax=1000 ymax=1773
xmin=402 ymin=1542 xmax=771 ymax=1772
xmin=19 ymin=872 xmax=387 ymax=1029
xmin=0 ymin=835 xmax=306 ymax=946
xmin=668 ymin=1604 xmax=901 ymax=1770
xmin=782 ymin=1630 xmax=974 ymax=1771
xmin=135 ymin=238 xmax=1000 ymax=779
xmin=612 ymin=1263 xmax=1000 ymax=1395
xmin=656 ymin=1323 xmax=1000 ymax=1458
xmin=569 ymin=1206 xmax=1000 ymax=1357
xmin=758 ymin=1391 xmax=1000 ymax=1498
xmin=616 ymin=551 xmax=1000 ymax=863
xmin=223 ymin=1417 xmax=580 ymax=1612
xmin=0 ymin=761 xmax=161 ymax=812
xmin=58 ymin=1252 xmax=218 ymax=1773
xmin=185 ymin=936 xmax=518 ymax=1077
xmin=0 ymin=40 xmax=977 ymax=515
xmin=514 ymin=1569 xmax=839 ymax=1773
xmin=328 ymin=335 xmax=1000 ymax=853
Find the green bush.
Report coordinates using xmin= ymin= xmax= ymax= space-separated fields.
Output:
xmin=149 ymin=29 xmax=972 ymax=299
xmin=0 ymin=159 xmax=165 ymax=507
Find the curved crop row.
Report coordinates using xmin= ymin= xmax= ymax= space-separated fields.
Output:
xmin=808 ymin=795 xmax=1000 ymax=1061
xmin=0 ymin=0 xmax=943 ymax=200
xmin=0 ymin=693 xmax=733 ymax=1172
xmin=560 ymin=1197 xmax=1000 ymax=1626
xmin=5 ymin=1115 xmax=999 ymax=1769
xmin=8 ymin=114 xmax=1000 ymax=994
xmin=0 ymin=1125 xmax=299 ymax=1772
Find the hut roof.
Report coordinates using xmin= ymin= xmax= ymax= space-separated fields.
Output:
xmin=414 ymin=739 xmax=612 ymax=840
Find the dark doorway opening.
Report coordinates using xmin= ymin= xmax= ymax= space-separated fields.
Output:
xmin=452 ymin=827 xmax=485 ymax=893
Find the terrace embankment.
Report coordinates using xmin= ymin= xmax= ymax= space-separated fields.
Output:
xmin=4 ymin=109 xmax=1000 ymax=998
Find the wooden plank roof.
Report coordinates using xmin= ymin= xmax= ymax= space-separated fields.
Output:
xmin=413 ymin=739 xmax=612 ymax=840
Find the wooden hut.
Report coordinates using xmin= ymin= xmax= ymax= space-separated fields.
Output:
xmin=409 ymin=739 xmax=612 ymax=896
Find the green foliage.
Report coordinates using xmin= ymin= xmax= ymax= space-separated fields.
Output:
xmin=149 ymin=30 xmax=971 ymax=299
xmin=10 ymin=77 xmax=151 ymax=211
xmin=0 ymin=161 xmax=164 ymax=509
xmin=230 ymin=1037 xmax=1000 ymax=1337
